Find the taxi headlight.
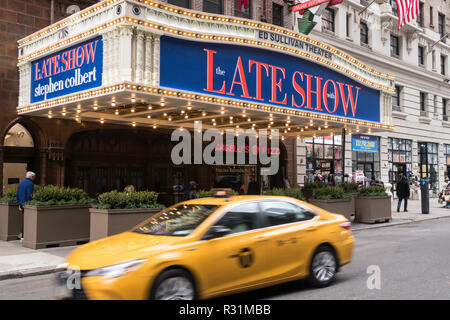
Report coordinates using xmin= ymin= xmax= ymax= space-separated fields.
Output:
xmin=85 ymin=260 xmax=147 ymax=278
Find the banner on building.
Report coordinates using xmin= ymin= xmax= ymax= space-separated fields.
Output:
xmin=160 ymin=36 xmax=381 ymax=123
xmin=352 ymin=134 xmax=379 ymax=153
xmin=30 ymin=36 xmax=103 ymax=103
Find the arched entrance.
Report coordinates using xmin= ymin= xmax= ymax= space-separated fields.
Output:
xmin=0 ymin=118 xmax=46 ymax=193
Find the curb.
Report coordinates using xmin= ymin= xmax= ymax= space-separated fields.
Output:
xmin=351 ymin=214 xmax=450 ymax=232
xmin=0 ymin=266 xmax=63 ymax=281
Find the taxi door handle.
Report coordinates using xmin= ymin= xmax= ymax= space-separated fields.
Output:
xmin=305 ymin=226 xmax=317 ymax=232
xmin=253 ymin=236 xmax=268 ymax=244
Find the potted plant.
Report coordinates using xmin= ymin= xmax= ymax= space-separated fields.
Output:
xmin=263 ymin=188 xmax=306 ymax=201
xmin=90 ymin=190 xmax=165 ymax=241
xmin=354 ymin=185 xmax=391 ymax=223
xmin=340 ymin=182 xmax=360 ymax=217
xmin=0 ymin=188 xmax=21 ymax=241
xmin=308 ymin=185 xmax=352 ymax=220
xmin=23 ymin=185 xmax=94 ymax=249
xmin=301 ymin=182 xmax=328 ymax=201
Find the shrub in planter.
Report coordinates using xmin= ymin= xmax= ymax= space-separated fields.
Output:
xmin=90 ymin=191 xmax=165 ymax=241
xmin=23 ymin=185 xmax=95 ymax=249
xmin=340 ymin=182 xmax=359 ymax=194
xmin=309 ymin=186 xmax=352 ymax=219
xmin=0 ymin=188 xmax=21 ymax=241
xmin=93 ymin=190 xmax=164 ymax=210
xmin=355 ymin=186 xmax=391 ymax=224
xmin=301 ymin=181 xmax=328 ymax=200
xmin=263 ymin=188 xmax=306 ymax=201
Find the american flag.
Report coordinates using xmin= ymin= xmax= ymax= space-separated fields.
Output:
xmin=395 ymin=0 xmax=420 ymax=30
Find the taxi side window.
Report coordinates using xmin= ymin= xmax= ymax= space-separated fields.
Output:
xmin=260 ymin=201 xmax=315 ymax=227
xmin=213 ymin=203 xmax=260 ymax=235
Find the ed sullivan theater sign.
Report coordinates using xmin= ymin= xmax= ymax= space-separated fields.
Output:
xmin=30 ymin=36 xmax=103 ymax=103
xmin=160 ymin=36 xmax=380 ymax=123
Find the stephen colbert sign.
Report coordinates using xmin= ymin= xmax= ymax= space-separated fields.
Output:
xmin=160 ymin=36 xmax=381 ymax=123
xmin=30 ymin=36 xmax=103 ymax=103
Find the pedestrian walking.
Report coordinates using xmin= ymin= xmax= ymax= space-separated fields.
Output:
xmin=396 ymin=175 xmax=410 ymax=212
xmin=16 ymin=171 xmax=36 ymax=240
xmin=247 ymin=176 xmax=260 ymax=195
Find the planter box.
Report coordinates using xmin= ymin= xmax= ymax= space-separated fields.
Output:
xmin=0 ymin=202 xmax=21 ymax=241
xmin=348 ymin=192 xmax=358 ymax=216
xmin=354 ymin=196 xmax=392 ymax=224
xmin=90 ymin=208 xmax=161 ymax=241
xmin=23 ymin=205 xmax=91 ymax=249
xmin=309 ymin=198 xmax=352 ymax=220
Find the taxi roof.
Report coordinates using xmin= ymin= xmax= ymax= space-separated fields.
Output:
xmin=178 ymin=195 xmax=300 ymax=206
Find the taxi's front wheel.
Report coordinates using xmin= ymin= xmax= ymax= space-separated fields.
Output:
xmin=150 ymin=269 xmax=197 ymax=300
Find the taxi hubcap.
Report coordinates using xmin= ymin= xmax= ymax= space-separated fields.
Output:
xmin=312 ymin=251 xmax=336 ymax=282
xmin=155 ymin=277 xmax=194 ymax=300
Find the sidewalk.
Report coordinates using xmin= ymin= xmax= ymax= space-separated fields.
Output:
xmin=0 ymin=199 xmax=449 ymax=281
xmin=351 ymin=199 xmax=450 ymax=231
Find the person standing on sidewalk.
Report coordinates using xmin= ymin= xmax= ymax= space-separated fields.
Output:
xmin=16 ymin=172 xmax=36 ymax=240
xmin=396 ymin=175 xmax=410 ymax=212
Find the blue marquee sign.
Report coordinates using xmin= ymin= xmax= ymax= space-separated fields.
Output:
xmin=160 ymin=36 xmax=381 ymax=123
xmin=30 ymin=36 xmax=103 ymax=103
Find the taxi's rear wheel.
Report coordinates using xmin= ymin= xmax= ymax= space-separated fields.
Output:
xmin=150 ymin=269 xmax=197 ymax=300
xmin=308 ymin=245 xmax=337 ymax=288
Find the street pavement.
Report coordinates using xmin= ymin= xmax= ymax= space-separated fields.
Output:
xmin=0 ymin=212 xmax=450 ymax=300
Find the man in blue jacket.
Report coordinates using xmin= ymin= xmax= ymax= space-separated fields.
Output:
xmin=16 ymin=171 xmax=36 ymax=240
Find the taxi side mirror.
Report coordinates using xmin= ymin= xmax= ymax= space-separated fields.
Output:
xmin=202 ymin=225 xmax=231 ymax=240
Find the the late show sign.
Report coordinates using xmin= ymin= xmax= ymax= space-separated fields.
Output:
xmin=160 ymin=36 xmax=380 ymax=123
xmin=30 ymin=36 xmax=103 ymax=103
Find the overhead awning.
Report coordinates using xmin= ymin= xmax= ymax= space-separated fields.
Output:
xmin=17 ymin=0 xmax=395 ymax=138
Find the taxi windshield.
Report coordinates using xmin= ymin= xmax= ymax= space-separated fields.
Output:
xmin=133 ymin=204 xmax=219 ymax=237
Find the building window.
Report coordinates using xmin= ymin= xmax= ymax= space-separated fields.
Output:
xmin=168 ymin=0 xmax=190 ymax=8
xmin=417 ymin=2 xmax=424 ymax=27
xmin=272 ymin=3 xmax=283 ymax=27
xmin=418 ymin=45 xmax=425 ymax=66
xmin=388 ymin=138 xmax=412 ymax=193
xmin=322 ymin=8 xmax=335 ymax=32
xmin=430 ymin=6 xmax=434 ymax=27
xmin=438 ymin=13 xmax=445 ymax=37
xmin=420 ymin=92 xmax=427 ymax=112
xmin=203 ymin=0 xmax=222 ymax=14
xmin=390 ymin=0 xmax=398 ymax=16
xmin=346 ymin=13 xmax=351 ymax=38
xmin=441 ymin=55 xmax=447 ymax=75
xmin=444 ymin=144 xmax=450 ymax=181
xmin=234 ymin=0 xmax=251 ymax=19
xmin=444 ymin=98 xmax=449 ymax=121
xmin=392 ymin=85 xmax=401 ymax=110
xmin=305 ymin=136 xmax=342 ymax=182
xmin=418 ymin=142 xmax=439 ymax=192
xmin=360 ymin=21 xmax=368 ymax=45
xmin=390 ymin=34 xmax=399 ymax=57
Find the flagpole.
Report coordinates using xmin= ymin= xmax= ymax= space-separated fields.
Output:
xmin=358 ymin=0 xmax=377 ymax=15
xmin=428 ymin=32 xmax=450 ymax=53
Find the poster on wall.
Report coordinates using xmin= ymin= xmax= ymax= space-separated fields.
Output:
xmin=352 ymin=134 xmax=379 ymax=153
xmin=30 ymin=36 xmax=103 ymax=103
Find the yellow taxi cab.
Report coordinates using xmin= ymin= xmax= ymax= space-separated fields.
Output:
xmin=55 ymin=190 xmax=354 ymax=300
